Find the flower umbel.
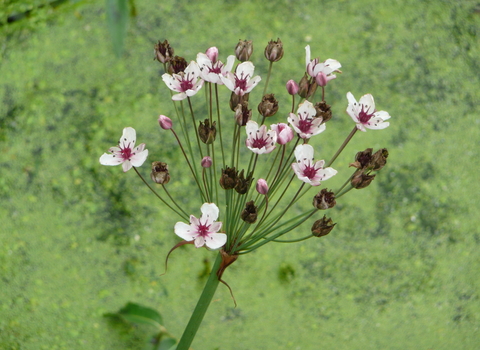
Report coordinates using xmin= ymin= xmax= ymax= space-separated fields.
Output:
xmin=292 ymin=144 xmax=337 ymax=186
xmin=346 ymin=92 xmax=391 ymax=132
xmin=174 ymin=203 xmax=226 ymax=249
xmin=99 ymin=127 xmax=148 ymax=172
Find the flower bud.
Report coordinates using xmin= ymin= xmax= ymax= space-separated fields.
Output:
xmin=264 ymin=38 xmax=284 ymax=62
xmin=311 ymin=215 xmax=336 ymax=237
xmin=257 ymin=94 xmax=279 ymax=118
xmin=205 ymin=47 xmax=218 ymax=63
xmin=235 ymin=39 xmax=253 ymax=62
xmin=167 ymin=56 xmax=188 ymax=74
xmin=313 ymin=189 xmax=336 ymax=210
xmin=201 ymin=156 xmax=212 ymax=168
xmin=256 ymin=179 xmax=268 ymax=195
xmin=229 ymin=91 xmax=249 ymax=112
xmin=154 ymin=40 xmax=174 ymax=64
xmin=370 ymin=148 xmax=388 ymax=171
xmin=220 ymin=166 xmax=238 ymax=190
xmin=235 ymin=169 xmax=253 ymax=195
xmin=198 ymin=119 xmax=217 ymax=144
xmin=241 ymin=200 xmax=258 ymax=223
xmin=286 ymin=80 xmax=299 ymax=96
xmin=314 ymin=101 xmax=332 ymax=123
xmin=270 ymin=123 xmax=294 ymax=145
xmin=234 ymin=101 xmax=252 ymax=126
xmin=351 ymin=170 xmax=376 ymax=189
xmin=298 ymin=73 xmax=317 ymax=99
xmin=315 ymin=72 xmax=328 ymax=87
xmin=350 ymin=148 xmax=373 ymax=169
xmin=151 ymin=162 xmax=170 ymax=184
xmin=158 ymin=115 xmax=173 ymax=130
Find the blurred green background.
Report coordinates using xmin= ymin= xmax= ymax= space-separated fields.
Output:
xmin=1 ymin=0 xmax=479 ymax=349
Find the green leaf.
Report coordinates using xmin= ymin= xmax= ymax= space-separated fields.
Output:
xmin=107 ymin=302 xmax=164 ymax=330
xmin=156 ymin=337 xmax=177 ymax=350
xmin=106 ymin=0 xmax=129 ymax=57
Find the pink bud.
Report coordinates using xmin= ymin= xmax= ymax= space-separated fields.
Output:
xmin=271 ymin=123 xmax=294 ymax=145
xmin=201 ymin=156 xmax=212 ymax=168
xmin=315 ymin=72 xmax=328 ymax=87
xmin=286 ymin=80 xmax=299 ymax=95
xmin=158 ymin=115 xmax=172 ymax=130
xmin=256 ymin=179 xmax=269 ymax=195
xmin=205 ymin=47 xmax=219 ymax=63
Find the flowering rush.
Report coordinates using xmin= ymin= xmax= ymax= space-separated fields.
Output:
xmin=196 ymin=48 xmax=235 ymax=85
xmin=245 ymin=120 xmax=277 ymax=154
xmin=288 ymin=100 xmax=325 ymax=139
xmin=174 ymin=203 xmax=226 ymax=249
xmin=346 ymin=92 xmax=391 ymax=132
xmin=99 ymin=127 xmax=148 ymax=172
xmin=291 ymin=144 xmax=337 ymax=186
xmin=305 ymin=45 xmax=341 ymax=83
xmin=162 ymin=61 xmax=204 ymax=100
xmin=221 ymin=61 xmax=261 ymax=96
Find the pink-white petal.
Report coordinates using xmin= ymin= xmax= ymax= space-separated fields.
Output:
xmin=200 ymin=203 xmax=220 ymax=222
xmin=174 ymin=222 xmax=195 ymax=241
xmin=204 ymin=233 xmax=227 ymax=249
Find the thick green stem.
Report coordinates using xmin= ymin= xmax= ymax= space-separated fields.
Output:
xmin=176 ymin=253 xmax=222 ymax=350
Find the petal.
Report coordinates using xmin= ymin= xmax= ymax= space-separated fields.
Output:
xmin=374 ymin=110 xmax=391 ymax=121
xmin=305 ymin=45 xmax=311 ymax=69
xmin=200 ymin=203 xmax=220 ymax=222
xmin=174 ymin=222 xmax=195 ymax=241
xmin=359 ymin=94 xmax=375 ymax=114
xmin=204 ymin=233 xmax=227 ymax=249
xmin=162 ymin=74 xmax=180 ymax=92
xmin=244 ymin=76 xmax=261 ymax=93
xmin=99 ymin=153 xmax=124 ymax=166
xmin=323 ymin=58 xmax=341 ymax=74
xmin=294 ymin=144 xmax=315 ymax=162
xmin=209 ymin=221 xmax=223 ymax=233
xmin=364 ymin=119 xmax=390 ymax=130
xmin=194 ymin=236 xmax=206 ymax=248
xmin=224 ymin=55 xmax=236 ymax=73
xmin=172 ymin=92 xmax=188 ymax=101
xmin=220 ymin=73 xmax=235 ymax=91
xmin=236 ymin=61 xmax=255 ymax=78
xmin=130 ymin=148 xmax=148 ymax=167
xmin=185 ymin=61 xmax=201 ymax=77
xmin=321 ymin=167 xmax=338 ymax=180
xmin=122 ymin=160 xmax=133 ymax=172
xmin=196 ymin=53 xmax=211 ymax=68
xmin=121 ymin=127 xmax=136 ymax=146
xmin=246 ymin=120 xmax=259 ymax=135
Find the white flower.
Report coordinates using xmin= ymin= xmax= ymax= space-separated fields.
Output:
xmin=245 ymin=120 xmax=277 ymax=154
xmin=291 ymin=144 xmax=337 ymax=186
xmin=99 ymin=127 xmax=148 ymax=172
xmin=288 ymin=100 xmax=326 ymax=139
xmin=305 ymin=45 xmax=341 ymax=81
xmin=162 ymin=61 xmax=204 ymax=101
xmin=197 ymin=50 xmax=235 ymax=85
xmin=221 ymin=61 xmax=261 ymax=96
xmin=346 ymin=92 xmax=391 ymax=132
xmin=174 ymin=203 xmax=226 ymax=249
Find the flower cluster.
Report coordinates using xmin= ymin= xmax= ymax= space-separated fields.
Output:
xmin=100 ymin=39 xmax=391 ymax=259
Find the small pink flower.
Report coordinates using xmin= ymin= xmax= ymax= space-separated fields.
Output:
xmin=288 ymin=101 xmax=326 ymax=139
xmin=270 ymin=123 xmax=294 ymax=145
xmin=291 ymin=144 xmax=337 ymax=186
xmin=197 ymin=49 xmax=235 ymax=85
xmin=99 ymin=127 xmax=148 ymax=172
xmin=256 ymin=179 xmax=269 ymax=195
xmin=286 ymin=80 xmax=299 ymax=95
xmin=245 ymin=120 xmax=277 ymax=154
xmin=305 ymin=45 xmax=341 ymax=82
xmin=158 ymin=115 xmax=172 ymax=130
xmin=346 ymin=92 xmax=391 ymax=132
xmin=221 ymin=61 xmax=261 ymax=96
xmin=162 ymin=61 xmax=204 ymax=101
xmin=201 ymin=156 xmax=212 ymax=168
xmin=174 ymin=203 xmax=226 ymax=249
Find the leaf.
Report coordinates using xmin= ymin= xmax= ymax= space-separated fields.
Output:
xmin=106 ymin=302 xmax=164 ymax=330
xmin=106 ymin=0 xmax=129 ymax=57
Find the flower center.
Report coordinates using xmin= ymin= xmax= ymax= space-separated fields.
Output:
xmin=179 ymin=75 xmax=194 ymax=92
xmin=358 ymin=105 xmax=374 ymax=124
xmin=234 ymin=72 xmax=250 ymax=91
xmin=251 ymin=135 xmax=268 ymax=149
xmin=120 ymin=145 xmax=133 ymax=160
xmin=302 ymin=164 xmax=317 ymax=179
xmin=298 ymin=117 xmax=313 ymax=132
xmin=196 ymin=222 xmax=210 ymax=237
xmin=209 ymin=62 xmax=223 ymax=74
